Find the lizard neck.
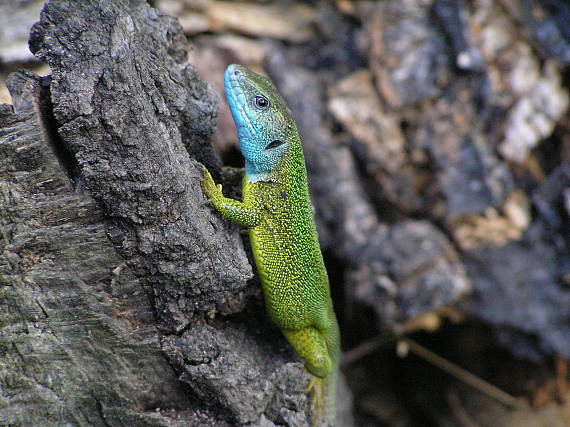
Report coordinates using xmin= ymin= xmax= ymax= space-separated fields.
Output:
xmin=246 ymin=142 xmax=306 ymax=187
xmin=244 ymin=160 xmax=273 ymax=183
xmin=244 ymin=136 xmax=306 ymax=186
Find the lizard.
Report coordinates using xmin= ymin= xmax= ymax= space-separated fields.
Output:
xmin=201 ymin=64 xmax=340 ymax=425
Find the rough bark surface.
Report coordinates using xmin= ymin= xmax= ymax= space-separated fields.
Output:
xmin=0 ymin=72 xmax=198 ymax=425
xmin=1 ymin=0 xmax=345 ymax=425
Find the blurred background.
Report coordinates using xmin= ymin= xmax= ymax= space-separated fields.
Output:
xmin=1 ymin=0 xmax=569 ymax=425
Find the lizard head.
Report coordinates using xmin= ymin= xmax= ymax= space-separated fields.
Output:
xmin=224 ymin=64 xmax=298 ymax=183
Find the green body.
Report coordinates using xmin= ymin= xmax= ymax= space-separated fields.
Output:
xmin=201 ymin=65 xmax=340 ymax=424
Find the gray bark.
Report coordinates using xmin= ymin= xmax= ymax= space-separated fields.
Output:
xmin=1 ymin=1 xmax=350 ymax=425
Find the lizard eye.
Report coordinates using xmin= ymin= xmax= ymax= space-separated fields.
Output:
xmin=265 ymin=140 xmax=285 ymax=150
xmin=254 ymin=95 xmax=270 ymax=109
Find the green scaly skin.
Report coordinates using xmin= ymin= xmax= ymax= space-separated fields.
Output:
xmin=201 ymin=65 xmax=340 ymax=425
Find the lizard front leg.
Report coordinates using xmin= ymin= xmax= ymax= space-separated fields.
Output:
xmin=201 ymin=169 xmax=262 ymax=228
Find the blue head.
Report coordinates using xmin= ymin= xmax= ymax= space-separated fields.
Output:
xmin=224 ymin=64 xmax=298 ymax=183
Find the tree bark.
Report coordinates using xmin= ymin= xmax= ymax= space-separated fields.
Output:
xmin=1 ymin=1 xmax=349 ymax=425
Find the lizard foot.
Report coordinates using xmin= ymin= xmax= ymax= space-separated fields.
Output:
xmin=200 ymin=168 xmax=223 ymax=202
xmin=303 ymin=374 xmax=326 ymax=426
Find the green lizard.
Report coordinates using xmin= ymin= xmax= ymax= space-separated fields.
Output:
xmin=201 ymin=64 xmax=340 ymax=425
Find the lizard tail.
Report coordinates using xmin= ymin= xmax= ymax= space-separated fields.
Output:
xmin=321 ymin=312 xmax=340 ymax=426
xmin=322 ymin=361 xmax=338 ymax=426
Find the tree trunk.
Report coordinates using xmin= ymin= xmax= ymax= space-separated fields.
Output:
xmin=1 ymin=1 xmax=350 ymax=425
